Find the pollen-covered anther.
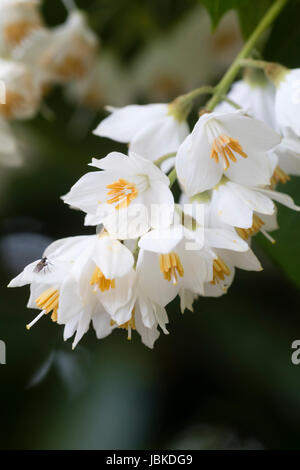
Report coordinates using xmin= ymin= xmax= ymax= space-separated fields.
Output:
xmin=106 ymin=178 xmax=138 ymax=210
xmin=35 ymin=287 xmax=59 ymax=322
xmin=90 ymin=266 xmax=115 ymax=292
xmin=210 ymin=134 xmax=248 ymax=170
xmin=111 ymin=308 xmax=136 ymax=340
xmin=4 ymin=21 xmax=41 ymax=46
xmin=271 ymin=166 xmax=290 ymax=186
xmin=210 ymin=257 xmax=231 ymax=285
xmin=159 ymin=252 xmax=184 ymax=285
xmin=236 ymin=214 xmax=265 ymax=240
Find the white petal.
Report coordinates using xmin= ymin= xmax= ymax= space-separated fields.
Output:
xmin=89 ymin=152 xmax=138 ymax=175
xmin=153 ymin=304 xmax=169 ymax=335
xmin=130 ymin=116 xmax=189 ymax=161
xmin=93 ymin=236 xmax=134 ymax=279
xmin=100 ymin=269 xmax=136 ymax=319
xmin=219 ymin=112 xmax=281 ymax=152
xmin=228 ymin=183 xmax=275 ymax=215
xmin=179 ymin=288 xmax=197 ymax=313
xmin=72 ymin=309 xmax=92 ymax=349
xmin=92 ymin=308 xmax=113 ymax=339
xmin=134 ymin=306 xmax=160 ymax=349
xmin=64 ymin=316 xmax=79 ymax=341
xmin=58 ymin=277 xmax=82 ymax=324
xmin=137 ymin=292 xmax=156 ymax=329
xmin=137 ymin=250 xmax=178 ymax=306
xmin=220 ymin=247 xmax=262 ymax=271
xmin=204 ymin=228 xmax=248 ymax=252
xmin=139 ymin=226 xmax=183 ymax=254
xmin=211 ymin=184 xmax=254 ymax=228
xmin=44 ymin=235 xmax=92 ymax=260
xmin=275 ymin=69 xmax=300 ymax=136
xmin=93 ymin=104 xmax=167 ymax=142
xmin=176 ymin=130 xmax=222 ymax=196
xmin=258 ymin=188 xmax=300 ymax=211
xmin=62 ymin=171 xmax=116 ymax=214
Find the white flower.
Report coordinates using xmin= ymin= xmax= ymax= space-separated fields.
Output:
xmin=215 ymin=77 xmax=278 ymax=130
xmin=186 ymin=178 xmax=300 ymax=243
xmin=0 ymin=117 xmax=22 ymax=166
xmin=202 ymin=246 xmax=262 ymax=298
xmin=0 ymin=0 xmax=43 ymax=54
xmin=65 ymin=54 xmax=133 ymax=109
xmin=8 ymin=232 xmax=167 ymax=349
xmin=93 ymin=103 xmax=190 ymax=162
xmin=106 ymin=268 xmax=169 ymax=349
xmin=137 ymin=218 xmax=249 ymax=306
xmin=8 ymin=232 xmax=136 ymax=348
xmin=274 ymin=68 xmax=300 ymax=137
xmin=0 ymin=58 xmax=41 ymax=119
xmin=179 ymin=288 xmax=198 ymax=314
xmin=176 ymin=110 xmax=281 ymax=196
xmin=63 ymin=152 xmax=174 ymax=239
xmin=14 ymin=10 xmax=98 ymax=84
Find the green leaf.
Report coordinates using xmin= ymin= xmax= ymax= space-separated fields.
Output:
xmin=200 ymin=0 xmax=246 ymax=30
xmin=264 ymin=0 xmax=300 ymax=67
xmin=200 ymin=0 xmax=272 ymax=38
xmin=237 ymin=0 xmax=273 ymax=38
xmin=257 ymin=179 xmax=300 ymax=289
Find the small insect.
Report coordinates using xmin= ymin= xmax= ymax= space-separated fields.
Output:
xmin=34 ymin=257 xmax=51 ymax=274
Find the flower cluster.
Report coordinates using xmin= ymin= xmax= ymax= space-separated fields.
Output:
xmin=9 ymin=58 xmax=300 ymax=349
xmin=0 ymin=0 xmax=99 ymax=166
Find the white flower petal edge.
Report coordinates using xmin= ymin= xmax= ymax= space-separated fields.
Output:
xmin=275 ymin=68 xmax=300 ymax=137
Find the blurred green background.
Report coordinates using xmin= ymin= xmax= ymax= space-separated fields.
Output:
xmin=1 ymin=0 xmax=300 ymax=450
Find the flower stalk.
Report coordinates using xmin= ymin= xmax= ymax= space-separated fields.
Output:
xmin=205 ymin=0 xmax=288 ymax=112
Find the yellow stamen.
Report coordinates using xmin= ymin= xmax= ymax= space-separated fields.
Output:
xmin=106 ymin=178 xmax=138 ymax=210
xmin=4 ymin=21 xmax=41 ymax=45
xmin=159 ymin=252 xmax=184 ymax=284
xmin=210 ymin=134 xmax=248 ymax=170
xmin=90 ymin=266 xmax=115 ymax=292
xmin=111 ymin=308 xmax=136 ymax=340
xmin=271 ymin=166 xmax=290 ymax=186
xmin=235 ymin=214 xmax=265 ymax=240
xmin=35 ymin=287 xmax=59 ymax=323
xmin=211 ymin=257 xmax=231 ymax=285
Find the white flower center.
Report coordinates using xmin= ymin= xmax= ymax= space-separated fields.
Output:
xmin=211 ymin=257 xmax=230 ymax=288
xmin=90 ymin=266 xmax=115 ymax=292
xmin=106 ymin=175 xmax=149 ymax=210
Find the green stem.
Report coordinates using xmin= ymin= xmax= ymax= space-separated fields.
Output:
xmin=154 ymin=152 xmax=176 ymax=167
xmin=239 ymin=58 xmax=273 ymax=70
xmin=206 ymin=0 xmax=288 ymax=111
xmin=168 ymin=168 xmax=177 ymax=188
xmin=169 ymin=86 xmax=215 ymax=121
xmin=180 ymin=86 xmax=215 ymax=102
xmin=220 ymin=96 xmax=242 ymax=110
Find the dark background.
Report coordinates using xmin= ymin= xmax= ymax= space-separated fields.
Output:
xmin=1 ymin=0 xmax=300 ymax=450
